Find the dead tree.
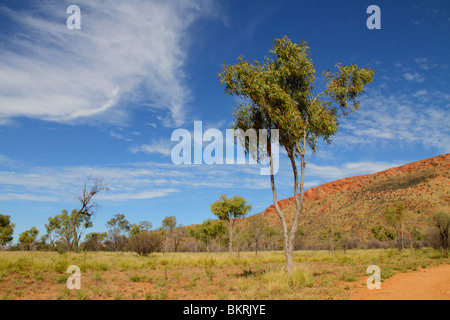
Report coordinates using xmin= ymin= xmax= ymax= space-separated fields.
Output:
xmin=72 ymin=177 xmax=108 ymax=253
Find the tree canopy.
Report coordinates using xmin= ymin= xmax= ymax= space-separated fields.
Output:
xmin=0 ymin=214 xmax=15 ymax=246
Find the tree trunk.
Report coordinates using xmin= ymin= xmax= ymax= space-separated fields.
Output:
xmin=401 ymin=222 xmax=404 ymax=250
xmin=228 ymin=221 xmax=233 ymax=256
xmin=72 ymin=215 xmax=79 ymax=253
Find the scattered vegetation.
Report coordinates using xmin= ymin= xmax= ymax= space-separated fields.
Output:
xmin=0 ymin=248 xmax=447 ymax=300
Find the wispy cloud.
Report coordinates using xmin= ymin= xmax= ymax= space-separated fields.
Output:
xmin=403 ymin=72 xmax=425 ymax=83
xmin=335 ymin=88 xmax=450 ymax=153
xmin=130 ymin=139 xmax=173 ymax=157
xmin=98 ymin=189 xmax=178 ymax=202
xmin=306 ymin=161 xmax=402 ymax=181
xmin=110 ymin=131 xmax=132 ymax=142
xmin=0 ymin=152 xmax=412 ymax=204
xmin=0 ymin=193 xmax=59 ymax=202
xmin=0 ymin=0 xmax=216 ymax=127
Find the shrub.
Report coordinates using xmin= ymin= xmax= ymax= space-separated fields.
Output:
xmin=128 ymin=231 xmax=162 ymax=256
xmin=366 ymin=239 xmax=382 ymax=249
xmin=430 ymin=212 xmax=450 ymax=255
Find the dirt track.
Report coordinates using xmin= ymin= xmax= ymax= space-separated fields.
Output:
xmin=350 ymin=264 xmax=450 ymax=300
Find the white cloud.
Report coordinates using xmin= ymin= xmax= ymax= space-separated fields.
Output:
xmin=413 ymin=89 xmax=428 ymax=97
xmin=0 ymin=157 xmax=275 ymax=203
xmin=403 ymin=72 xmax=425 ymax=82
xmin=130 ymin=139 xmax=173 ymax=157
xmin=110 ymin=131 xmax=132 ymax=142
xmin=0 ymin=193 xmax=59 ymax=202
xmin=0 ymin=0 xmax=216 ymax=127
xmin=98 ymin=189 xmax=178 ymax=202
xmin=306 ymin=161 xmax=401 ymax=181
xmin=335 ymin=89 xmax=450 ymax=153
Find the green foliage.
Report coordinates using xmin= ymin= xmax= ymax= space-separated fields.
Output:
xmin=128 ymin=221 xmax=152 ymax=237
xmin=203 ymin=257 xmax=216 ymax=281
xmin=0 ymin=214 xmax=15 ymax=246
xmin=83 ymin=232 xmax=107 ymax=251
xmin=431 ymin=211 xmax=450 ymax=254
xmin=319 ymin=228 xmax=342 ymax=242
xmin=18 ymin=227 xmax=39 ymax=250
xmin=106 ymin=214 xmax=130 ymax=232
xmin=162 ymin=216 xmax=177 ymax=230
xmin=371 ymin=225 xmax=396 ymax=241
xmin=188 ymin=219 xmax=228 ymax=251
xmin=384 ymin=202 xmax=406 ymax=228
xmin=211 ymin=194 xmax=252 ymax=222
xmin=218 ymin=35 xmax=374 ymax=159
xmin=106 ymin=213 xmax=130 ymax=251
xmin=52 ymin=259 xmax=70 ymax=273
xmin=45 ymin=209 xmax=92 ymax=250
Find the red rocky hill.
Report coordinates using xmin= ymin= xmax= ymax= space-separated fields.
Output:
xmin=254 ymin=153 xmax=450 ymax=241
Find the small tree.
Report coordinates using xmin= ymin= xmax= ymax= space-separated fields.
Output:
xmin=198 ymin=219 xmax=228 ymax=252
xmin=211 ymin=194 xmax=252 ymax=255
xmin=0 ymin=214 xmax=15 ymax=246
xmin=384 ymin=202 xmax=406 ymax=250
xmin=19 ymin=227 xmax=39 ymax=251
xmin=431 ymin=212 xmax=450 ymax=256
xmin=106 ymin=214 xmax=130 ymax=252
xmin=294 ymin=225 xmax=306 ymax=250
xmin=161 ymin=216 xmax=177 ymax=252
xmin=233 ymin=226 xmax=248 ymax=259
xmin=187 ymin=225 xmax=203 ymax=252
xmin=264 ymin=225 xmax=282 ymax=251
xmin=245 ymin=215 xmax=267 ymax=256
xmin=172 ymin=226 xmax=186 ymax=252
xmin=319 ymin=227 xmax=342 ymax=252
xmin=46 ymin=209 xmax=92 ymax=251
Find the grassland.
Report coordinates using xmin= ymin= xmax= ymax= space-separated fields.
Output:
xmin=0 ymin=248 xmax=448 ymax=300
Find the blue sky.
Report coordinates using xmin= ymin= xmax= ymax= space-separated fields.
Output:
xmin=0 ymin=0 xmax=449 ymax=243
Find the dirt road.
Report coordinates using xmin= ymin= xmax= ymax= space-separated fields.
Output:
xmin=350 ymin=264 xmax=450 ymax=300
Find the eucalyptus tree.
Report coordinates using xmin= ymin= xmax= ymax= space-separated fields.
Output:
xmin=128 ymin=221 xmax=153 ymax=237
xmin=47 ymin=209 xmax=93 ymax=251
xmin=211 ymin=194 xmax=252 ymax=255
xmin=431 ymin=211 xmax=450 ymax=255
xmin=162 ymin=216 xmax=177 ymax=252
xmin=244 ymin=214 xmax=267 ymax=256
xmin=18 ymin=227 xmax=39 ymax=251
xmin=0 ymin=214 xmax=15 ymax=246
xmin=106 ymin=213 xmax=131 ymax=251
xmin=218 ymin=36 xmax=374 ymax=273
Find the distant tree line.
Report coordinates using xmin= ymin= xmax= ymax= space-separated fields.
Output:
xmin=1 ymin=201 xmax=449 ymax=257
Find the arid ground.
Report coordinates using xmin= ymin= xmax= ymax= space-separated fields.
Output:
xmin=0 ymin=249 xmax=448 ymax=300
xmin=350 ymin=263 xmax=450 ymax=300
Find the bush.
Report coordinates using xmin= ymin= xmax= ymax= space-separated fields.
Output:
xmin=366 ymin=239 xmax=382 ymax=249
xmin=128 ymin=231 xmax=162 ymax=256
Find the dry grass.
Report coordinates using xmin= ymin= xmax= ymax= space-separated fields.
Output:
xmin=0 ymin=248 xmax=448 ymax=300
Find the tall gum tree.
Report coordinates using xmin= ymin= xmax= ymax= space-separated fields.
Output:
xmin=218 ymin=36 xmax=375 ymax=274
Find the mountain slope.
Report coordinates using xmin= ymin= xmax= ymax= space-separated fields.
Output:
xmin=255 ymin=153 xmax=450 ymax=241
